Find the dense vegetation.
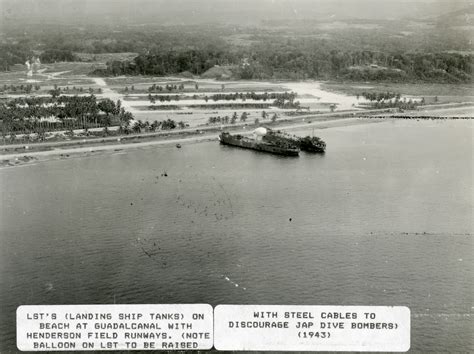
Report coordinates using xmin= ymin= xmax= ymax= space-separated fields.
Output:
xmin=0 ymin=44 xmax=32 ymax=71
xmin=0 ymin=93 xmax=197 ymax=142
xmin=1 ymin=15 xmax=473 ymax=82
xmin=95 ymin=48 xmax=472 ymax=83
xmin=0 ymin=95 xmax=133 ymax=139
xmin=0 ymin=45 xmax=77 ymax=71
xmin=40 ymin=49 xmax=77 ymax=63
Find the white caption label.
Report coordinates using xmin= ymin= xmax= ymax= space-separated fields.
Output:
xmin=17 ymin=304 xmax=213 ymax=351
xmin=214 ymin=305 xmax=410 ymax=352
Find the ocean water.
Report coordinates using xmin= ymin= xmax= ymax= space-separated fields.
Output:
xmin=0 ymin=119 xmax=472 ymax=352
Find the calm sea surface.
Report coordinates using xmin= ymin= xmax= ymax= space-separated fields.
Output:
xmin=0 ymin=119 xmax=472 ymax=352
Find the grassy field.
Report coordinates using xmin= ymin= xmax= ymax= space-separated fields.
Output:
xmin=2 ymin=60 xmax=471 ymax=131
xmin=0 ymin=74 xmax=95 ymax=87
xmin=41 ymin=62 xmax=105 ymax=75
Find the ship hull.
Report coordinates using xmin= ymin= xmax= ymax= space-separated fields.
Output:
xmin=219 ymin=133 xmax=299 ymax=156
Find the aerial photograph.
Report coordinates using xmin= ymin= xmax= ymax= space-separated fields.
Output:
xmin=0 ymin=0 xmax=472 ymax=352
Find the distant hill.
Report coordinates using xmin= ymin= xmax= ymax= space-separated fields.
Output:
xmin=0 ymin=0 xmax=471 ymax=27
xmin=432 ymin=3 xmax=474 ymax=27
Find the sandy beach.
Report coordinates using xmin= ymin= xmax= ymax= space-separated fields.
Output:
xmin=0 ymin=117 xmax=379 ymax=168
xmin=2 ymin=100 xmax=473 ymax=169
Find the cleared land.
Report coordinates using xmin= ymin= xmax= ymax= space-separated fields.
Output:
xmin=1 ymin=60 xmax=472 ymax=154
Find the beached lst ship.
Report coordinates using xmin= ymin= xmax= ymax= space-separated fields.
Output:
xmin=218 ymin=132 xmax=300 ymax=156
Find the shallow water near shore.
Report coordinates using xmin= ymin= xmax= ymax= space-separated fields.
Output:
xmin=0 ymin=119 xmax=472 ymax=352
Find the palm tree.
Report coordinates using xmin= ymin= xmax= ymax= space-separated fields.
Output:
xmin=133 ymin=123 xmax=141 ymax=133
xmin=119 ymin=109 xmax=133 ymax=128
xmin=150 ymin=120 xmax=160 ymax=131
xmin=101 ymin=114 xmax=112 ymax=130
xmin=49 ymin=88 xmax=60 ymax=98
xmin=136 ymin=120 xmax=145 ymax=132
xmin=9 ymin=132 xmax=16 ymax=143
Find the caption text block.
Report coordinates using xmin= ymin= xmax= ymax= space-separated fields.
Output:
xmin=214 ymin=305 xmax=410 ymax=352
xmin=17 ymin=304 xmax=213 ymax=351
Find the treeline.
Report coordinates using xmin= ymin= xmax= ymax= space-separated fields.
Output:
xmin=208 ymin=112 xmax=246 ymax=125
xmin=186 ymin=103 xmax=271 ymax=110
xmin=93 ymin=49 xmax=232 ymax=76
xmin=207 ymin=92 xmax=296 ymax=102
xmin=147 ymin=84 xmax=186 ymax=92
xmin=356 ymin=91 xmax=427 ymax=110
xmin=0 ymin=84 xmax=41 ymax=94
xmin=359 ymin=92 xmax=401 ymax=101
xmin=96 ymin=48 xmax=472 ymax=83
xmin=124 ymin=119 xmax=187 ymax=134
xmin=206 ymin=111 xmax=278 ymax=125
xmin=0 ymin=44 xmax=32 ymax=71
xmin=238 ymin=48 xmax=473 ymax=82
xmin=40 ymin=49 xmax=77 ymax=63
xmin=0 ymin=45 xmax=77 ymax=71
xmin=50 ymin=85 xmax=102 ymax=95
xmin=273 ymin=97 xmax=301 ymax=109
xmin=1 ymin=23 xmax=472 ymax=83
xmin=360 ymin=97 xmax=425 ymax=111
xmin=147 ymin=92 xmax=297 ymax=103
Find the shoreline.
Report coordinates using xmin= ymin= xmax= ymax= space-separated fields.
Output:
xmin=3 ymin=101 xmax=471 ymax=152
xmin=0 ymin=117 xmax=380 ymax=169
xmin=0 ymin=107 xmax=381 ymax=152
xmin=1 ymin=97 xmax=472 ymax=169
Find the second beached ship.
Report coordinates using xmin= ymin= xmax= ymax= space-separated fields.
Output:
xmin=263 ymin=128 xmax=326 ymax=153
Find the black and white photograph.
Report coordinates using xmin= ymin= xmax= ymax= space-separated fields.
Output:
xmin=0 ymin=0 xmax=472 ymax=352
